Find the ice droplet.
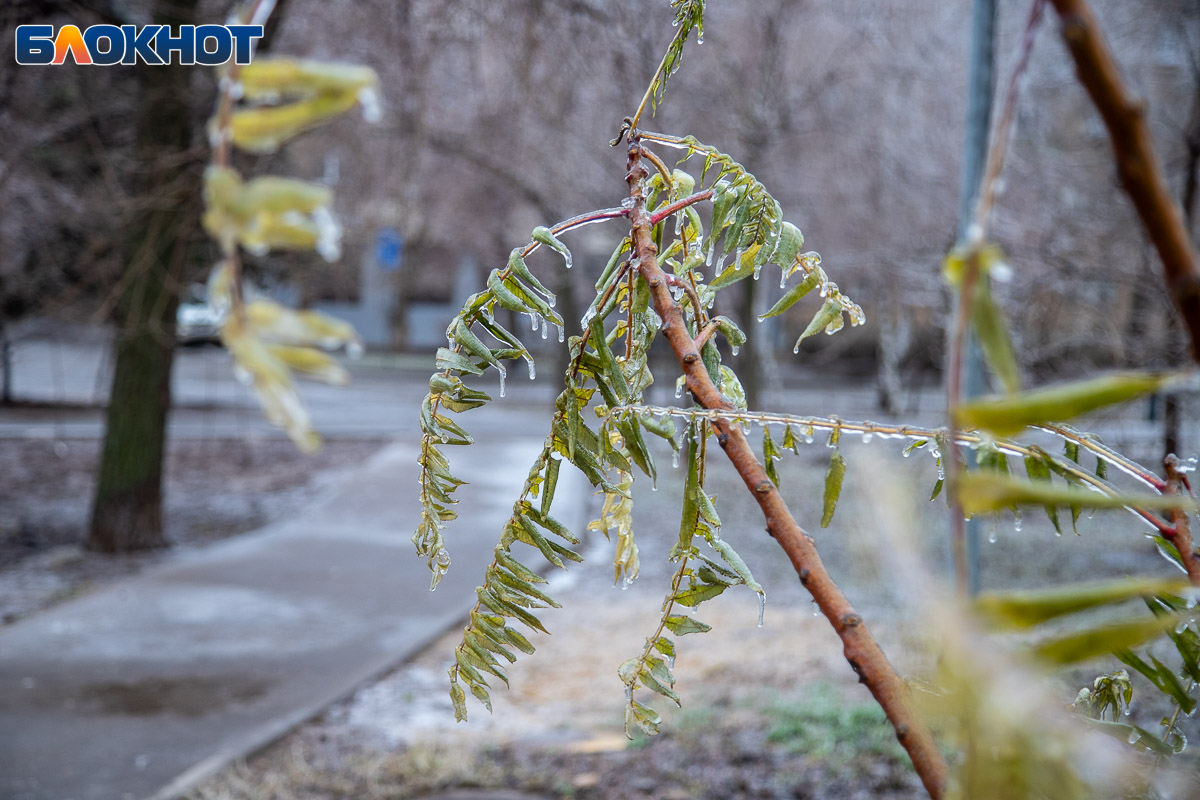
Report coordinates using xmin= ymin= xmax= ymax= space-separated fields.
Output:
xmin=672 ymin=449 xmax=680 ymax=469
xmin=756 ymin=592 xmax=766 ymax=628
xmin=527 ymin=359 xmax=536 ymax=380
xmin=530 ymin=313 xmax=540 ymax=332
xmin=541 ymin=322 xmax=549 ymax=340
xmin=862 ymin=432 xmax=873 ymax=443
xmin=731 ymin=345 xmax=740 ymax=357
xmin=988 ymin=523 xmax=998 ymax=544
xmin=1013 ymin=511 xmax=1023 ymax=533
xmin=675 ymin=376 xmax=686 ymax=398
xmin=557 ymin=325 xmax=565 ymax=343
xmin=497 ymin=365 xmax=507 ymax=398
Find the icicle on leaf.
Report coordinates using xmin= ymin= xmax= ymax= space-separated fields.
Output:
xmin=531 ymin=226 xmax=572 ymax=269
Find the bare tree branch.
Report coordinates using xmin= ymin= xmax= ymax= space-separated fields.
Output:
xmin=1049 ymin=0 xmax=1200 ymax=360
xmin=624 ymin=135 xmax=949 ymax=800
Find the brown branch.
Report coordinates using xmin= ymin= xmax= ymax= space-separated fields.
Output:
xmin=624 ymin=136 xmax=948 ymax=800
xmin=1048 ymin=0 xmax=1200 ymax=360
xmin=648 ymin=189 xmax=714 ymax=226
xmin=1163 ymin=455 xmax=1200 ymax=584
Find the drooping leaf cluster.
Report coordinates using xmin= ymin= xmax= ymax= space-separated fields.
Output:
xmin=202 ymin=33 xmax=377 ymax=450
xmin=415 ymin=128 xmax=872 ymax=726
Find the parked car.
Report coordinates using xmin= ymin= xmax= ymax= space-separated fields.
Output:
xmin=176 ymin=285 xmax=222 ymax=345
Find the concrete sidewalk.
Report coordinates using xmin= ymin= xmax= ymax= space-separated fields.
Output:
xmin=0 ymin=434 xmax=587 ymax=800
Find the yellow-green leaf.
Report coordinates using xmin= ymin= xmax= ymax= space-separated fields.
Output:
xmin=821 ymin=450 xmax=846 ymax=528
xmin=957 ymin=472 xmax=1196 ymax=516
xmin=1033 ymin=613 xmax=1189 ymax=665
xmin=956 ymin=372 xmax=1174 ymax=437
xmin=975 ymin=578 xmax=1193 ymax=630
xmin=970 ymin=282 xmax=1021 ymax=394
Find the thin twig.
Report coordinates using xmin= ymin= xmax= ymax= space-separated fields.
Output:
xmin=971 ymin=0 xmax=1047 ymax=242
xmin=1048 ymin=0 xmax=1200 ymax=360
xmin=1163 ymin=455 xmax=1200 ymax=583
xmin=648 ymin=189 xmax=714 ymax=226
xmin=611 ymin=404 xmax=1176 ymax=536
xmin=624 ymin=137 xmax=948 ymax=799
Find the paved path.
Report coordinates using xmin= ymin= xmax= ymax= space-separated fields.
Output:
xmin=0 ymin=433 xmax=587 ymax=800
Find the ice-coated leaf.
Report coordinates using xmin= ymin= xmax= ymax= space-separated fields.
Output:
xmin=821 ymin=450 xmax=846 ymax=528
xmin=795 ymin=299 xmax=844 ymax=349
xmin=763 ymin=427 xmax=781 ymax=486
xmin=1034 ymin=613 xmax=1189 ymax=665
xmin=664 ymin=614 xmax=712 ymax=636
xmin=975 ymin=578 xmax=1193 ymax=630
xmin=712 ymin=316 xmax=746 ymax=349
xmin=639 ymin=668 xmax=681 ymax=706
xmin=469 ymin=682 xmax=492 ymax=712
xmin=710 ymin=538 xmax=763 ymax=596
xmin=1082 ymin=718 xmax=1184 ymax=756
xmin=675 ymin=580 xmax=727 ymax=607
xmin=507 ymin=249 xmax=553 ymax=299
xmin=436 ymin=347 xmax=485 ymax=376
xmin=759 ymin=270 xmax=820 ymax=320
xmin=450 ymin=679 xmax=468 ymax=722
xmin=970 ymin=282 xmax=1021 ymax=394
xmin=1022 ymin=454 xmax=1062 ymax=534
xmin=452 ymin=319 xmax=501 ymax=369
xmin=531 ymin=226 xmax=572 ymax=269
xmin=769 ymin=221 xmax=805 ymax=270
xmin=629 ymin=699 xmax=662 ymax=736
xmin=957 ymin=472 xmax=1196 ymax=516
xmin=956 ymin=372 xmax=1174 ymax=437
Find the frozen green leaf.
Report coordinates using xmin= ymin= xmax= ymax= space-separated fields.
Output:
xmin=970 ymin=281 xmax=1021 ymax=394
xmin=795 ymin=299 xmax=844 ymax=349
xmin=531 ymin=226 xmax=572 ymax=269
xmin=821 ymin=450 xmax=846 ymax=528
xmin=664 ymin=614 xmax=712 ymax=636
xmin=450 ymin=679 xmax=468 ymax=722
xmin=759 ymin=271 xmax=820 ymax=320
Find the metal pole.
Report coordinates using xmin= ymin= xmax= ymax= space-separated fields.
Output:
xmin=957 ymin=0 xmax=996 ymax=596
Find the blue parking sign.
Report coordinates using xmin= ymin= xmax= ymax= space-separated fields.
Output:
xmin=376 ymin=228 xmax=403 ymax=272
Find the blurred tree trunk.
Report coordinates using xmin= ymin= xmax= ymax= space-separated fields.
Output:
xmin=1158 ymin=76 xmax=1200 ymax=458
xmin=88 ymin=0 xmax=200 ymax=552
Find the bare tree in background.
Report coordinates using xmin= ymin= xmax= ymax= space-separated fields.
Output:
xmin=88 ymin=0 xmax=201 ymax=552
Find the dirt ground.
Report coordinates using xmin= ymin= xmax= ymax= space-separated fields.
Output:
xmin=0 ymin=437 xmax=386 ymax=625
xmin=186 ymin=429 xmax=1199 ymax=800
